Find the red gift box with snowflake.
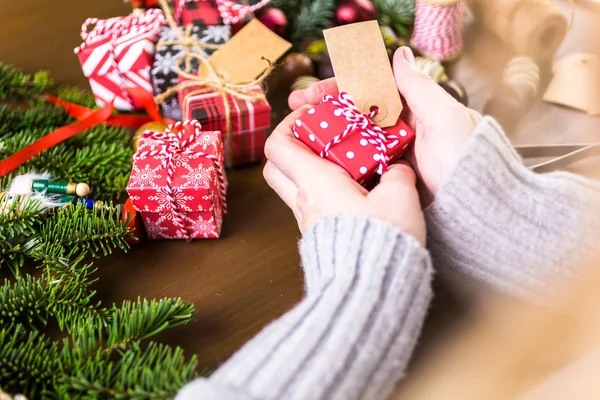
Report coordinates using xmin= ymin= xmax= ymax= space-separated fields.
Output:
xmin=75 ymin=9 xmax=165 ymax=111
xmin=179 ymin=84 xmax=270 ymax=167
xmin=293 ymin=92 xmax=415 ymax=186
xmin=126 ymin=120 xmax=227 ymax=240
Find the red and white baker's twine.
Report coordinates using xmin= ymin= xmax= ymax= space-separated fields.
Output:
xmin=79 ymin=8 xmax=165 ymax=44
xmin=137 ymin=120 xmax=227 ymax=240
xmin=320 ymin=93 xmax=400 ymax=175
xmin=175 ymin=0 xmax=270 ymax=25
xmin=411 ymin=0 xmax=463 ymax=62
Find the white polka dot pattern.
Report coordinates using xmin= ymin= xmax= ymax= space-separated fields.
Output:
xmin=320 ymin=121 xmax=329 ymax=129
xmin=346 ymin=151 xmax=355 ymax=159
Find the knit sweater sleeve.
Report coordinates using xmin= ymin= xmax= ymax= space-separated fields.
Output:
xmin=175 ymin=215 xmax=433 ymax=400
xmin=425 ymin=116 xmax=600 ymax=299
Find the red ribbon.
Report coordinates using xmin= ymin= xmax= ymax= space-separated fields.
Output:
xmin=0 ymin=102 xmax=115 ymax=177
xmin=45 ymin=87 xmax=165 ymax=127
xmin=0 ymin=88 xmax=169 ymax=177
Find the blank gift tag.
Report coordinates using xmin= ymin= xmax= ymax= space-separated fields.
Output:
xmin=323 ymin=20 xmax=403 ymax=127
xmin=198 ymin=19 xmax=292 ymax=84
xmin=543 ymin=53 xmax=600 ymax=116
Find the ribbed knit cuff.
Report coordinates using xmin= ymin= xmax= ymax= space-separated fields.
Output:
xmin=177 ymin=215 xmax=433 ymax=400
xmin=425 ymin=117 xmax=600 ymax=299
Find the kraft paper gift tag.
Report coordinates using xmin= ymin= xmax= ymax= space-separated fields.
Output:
xmin=197 ymin=19 xmax=292 ymax=84
xmin=323 ymin=20 xmax=403 ymax=127
xmin=543 ymin=53 xmax=600 ymax=116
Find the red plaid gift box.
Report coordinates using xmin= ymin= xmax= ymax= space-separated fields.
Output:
xmin=126 ymin=120 xmax=227 ymax=239
xmin=179 ymin=83 xmax=270 ymax=166
xmin=293 ymin=92 xmax=415 ymax=185
xmin=75 ymin=9 xmax=165 ymax=111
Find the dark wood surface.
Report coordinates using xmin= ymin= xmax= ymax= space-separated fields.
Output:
xmin=1 ymin=0 xmax=598 ymax=372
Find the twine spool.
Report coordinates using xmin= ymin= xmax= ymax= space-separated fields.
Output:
xmin=503 ymin=56 xmax=540 ymax=103
xmin=468 ymin=0 xmax=569 ymax=62
xmin=411 ymin=0 xmax=464 ymax=62
xmin=483 ymin=56 xmax=540 ymax=130
xmin=415 ymin=56 xmax=449 ymax=83
xmin=290 ymin=75 xmax=320 ymax=92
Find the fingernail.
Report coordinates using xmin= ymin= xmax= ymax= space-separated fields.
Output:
xmin=402 ymin=46 xmax=416 ymax=65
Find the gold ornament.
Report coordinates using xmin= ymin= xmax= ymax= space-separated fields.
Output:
xmin=132 ymin=121 xmax=168 ymax=151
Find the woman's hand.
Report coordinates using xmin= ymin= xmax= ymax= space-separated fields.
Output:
xmin=288 ymin=47 xmax=482 ymax=204
xmin=263 ymin=106 xmax=426 ymax=246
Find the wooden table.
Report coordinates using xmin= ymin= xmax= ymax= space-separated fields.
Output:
xmin=1 ymin=0 xmax=599 ymax=372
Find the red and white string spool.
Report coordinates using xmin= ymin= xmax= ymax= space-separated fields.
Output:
xmin=411 ymin=0 xmax=463 ymax=62
xmin=138 ymin=119 xmax=227 ymax=240
xmin=320 ymin=93 xmax=400 ymax=176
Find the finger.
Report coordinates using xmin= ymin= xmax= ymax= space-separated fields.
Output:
xmin=264 ymin=106 xmax=339 ymax=185
xmin=304 ymin=78 xmax=339 ymax=106
xmin=288 ymin=89 xmax=307 ymax=110
xmin=368 ymin=162 xmax=417 ymax=202
xmin=263 ymin=161 xmax=298 ymax=210
xmin=393 ymin=47 xmax=460 ymax=123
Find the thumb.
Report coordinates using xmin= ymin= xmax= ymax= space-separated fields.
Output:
xmin=393 ymin=47 xmax=459 ymax=122
xmin=368 ymin=161 xmax=417 ymax=204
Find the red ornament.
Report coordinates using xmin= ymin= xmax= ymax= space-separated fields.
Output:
xmin=335 ymin=0 xmax=376 ymax=26
xmin=257 ymin=7 xmax=288 ymax=37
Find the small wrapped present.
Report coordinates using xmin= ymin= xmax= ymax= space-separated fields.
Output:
xmin=293 ymin=92 xmax=415 ymax=185
xmin=75 ymin=9 xmax=165 ymax=111
xmin=177 ymin=0 xmax=223 ymax=26
xmin=151 ymin=23 xmax=231 ymax=120
xmin=126 ymin=120 xmax=227 ymax=239
xmin=176 ymin=0 xmax=270 ymax=26
xmin=179 ymin=83 xmax=271 ymax=166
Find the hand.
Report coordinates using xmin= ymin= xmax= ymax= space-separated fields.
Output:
xmin=263 ymin=106 xmax=426 ymax=246
xmin=288 ymin=47 xmax=482 ymax=205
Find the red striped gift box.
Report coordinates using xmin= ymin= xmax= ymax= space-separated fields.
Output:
xmin=75 ymin=9 xmax=164 ymax=111
xmin=179 ymin=84 xmax=271 ymax=166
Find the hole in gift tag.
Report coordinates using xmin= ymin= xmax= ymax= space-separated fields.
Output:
xmin=364 ymin=102 xmax=388 ymax=124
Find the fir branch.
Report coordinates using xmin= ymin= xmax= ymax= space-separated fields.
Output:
xmin=0 ymin=103 xmax=70 ymax=140
xmin=0 ymin=273 xmax=109 ymax=333
xmin=56 ymin=86 xmax=97 ymax=109
xmin=37 ymin=203 xmax=131 ymax=259
xmin=0 ymin=63 xmax=52 ymax=101
xmin=292 ymin=0 xmax=336 ymax=43
xmin=0 ymin=324 xmax=61 ymax=399
xmin=58 ymin=342 xmax=198 ymax=400
xmin=104 ymin=298 xmax=195 ymax=353
xmin=373 ymin=0 xmax=415 ymax=37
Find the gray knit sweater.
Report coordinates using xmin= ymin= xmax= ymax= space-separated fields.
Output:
xmin=176 ymin=117 xmax=600 ymax=400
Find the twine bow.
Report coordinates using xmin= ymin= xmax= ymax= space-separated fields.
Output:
xmin=155 ymin=0 xmax=273 ymax=168
xmin=321 ymin=93 xmax=400 ymax=175
xmin=137 ymin=120 xmax=227 ymax=240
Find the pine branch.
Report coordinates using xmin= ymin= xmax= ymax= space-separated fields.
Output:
xmin=373 ymin=0 xmax=415 ymax=37
xmin=104 ymin=298 xmax=195 ymax=353
xmin=0 ymin=272 xmax=109 ymax=333
xmin=37 ymin=203 xmax=131 ymax=259
xmin=0 ymin=63 xmax=52 ymax=101
xmin=0 ymin=324 xmax=61 ymax=399
xmin=56 ymin=86 xmax=97 ymax=109
xmin=0 ymin=103 xmax=70 ymax=139
xmin=292 ymin=0 xmax=336 ymax=43
xmin=58 ymin=342 xmax=198 ymax=400
xmin=0 ymin=196 xmax=43 ymax=276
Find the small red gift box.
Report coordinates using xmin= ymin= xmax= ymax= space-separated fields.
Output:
xmin=293 ymin=93 xmax=415 ymax=185
xmin=177 ymin=0 xmax=223 ymax=26
xmin=75 ymin=9 xmax=164 ymax=111
xmin=179 ymin=84 xmax=271 ymax=166
xmin=126 ymin=120 xmax=227 ymax=239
